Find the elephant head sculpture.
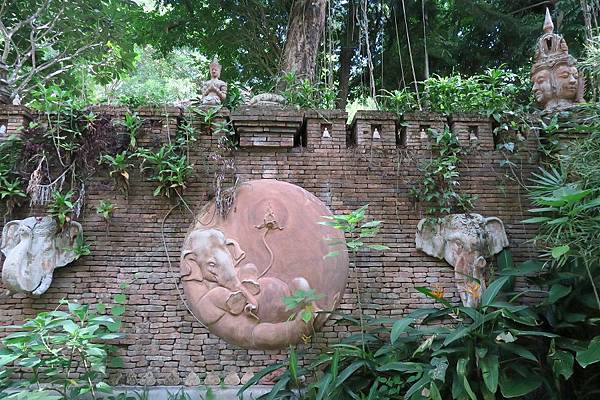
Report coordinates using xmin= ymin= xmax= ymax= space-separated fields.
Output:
xmin=1 ymin=216 xmax=83 ymax=296
xmin=416 ymin=214 xmax=509 ymax=307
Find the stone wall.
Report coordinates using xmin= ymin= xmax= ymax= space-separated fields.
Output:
xmin=0 ymin=105 xmax=539 ymax=386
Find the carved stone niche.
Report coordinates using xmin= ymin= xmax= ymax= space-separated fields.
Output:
xmin=349 ymin=110 xmax=397 ymax=149
xmin=416 ymin=214 xmax=509 ymax=307
xmin=180 ymin=179 xmax=349 ymax=349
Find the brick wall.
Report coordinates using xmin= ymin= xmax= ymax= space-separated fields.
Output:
xmin=0 ymin=105 xmax=539 ymax=386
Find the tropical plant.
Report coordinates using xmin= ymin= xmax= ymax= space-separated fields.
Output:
xmin=410 ymin=127 xmax=476 ymax=217
xmin=96 ymin=200 xmax=116 ymax=222
xmin=100 ymin=151 xmax=134 ymax=195
xmin=241 ymin=251 xmax=595 ymax=400
xmin=73 ymin=234 xmax=91 ymax=258
xmin=47 ymin=190 xmax=76 ymax=227
xmin=136 ymin=145 xmax=193 ymax=198
xmin=281 ymin=71 xmax=337 ymax=110
xmin=0 ymin=299 xmax=123 ymax=400
xmin=119 ymin=112 xmax=142 ymax=149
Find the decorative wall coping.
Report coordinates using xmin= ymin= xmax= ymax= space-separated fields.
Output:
xmin=449 ymin=113 xmax=493 ymax=123
xmin=230 ymin=107 xmax=304 ymax=148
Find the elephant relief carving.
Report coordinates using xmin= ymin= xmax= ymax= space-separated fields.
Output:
xmin=1 ymin=216 xmax=83 ymax=296
xmin=416 ymin=214 xmax=509 ymax=307
xmin=181 ymin=228 xmax=329 ymax=350
xmin=181 ymin=179 xmax=349 ymax=349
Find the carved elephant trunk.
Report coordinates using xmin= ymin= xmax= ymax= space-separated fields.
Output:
xmin=416 ymin=214 xmax=509 ymax=307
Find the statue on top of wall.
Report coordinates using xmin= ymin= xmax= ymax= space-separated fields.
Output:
xmin=201 ymin=56 xmax=227 ymax=106
xmin=531 ymin=8 xmax=585 ymax=112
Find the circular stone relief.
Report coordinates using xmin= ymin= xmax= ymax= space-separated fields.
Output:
xmin=180 ymin=179 xmax=349 ymax=349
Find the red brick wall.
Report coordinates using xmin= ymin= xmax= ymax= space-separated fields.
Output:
xmin=0 ymin=106 xmax=539 ymax=386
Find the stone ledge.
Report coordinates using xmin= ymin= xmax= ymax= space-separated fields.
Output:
xmin=103 ymin=385 xmax=272 ymax=399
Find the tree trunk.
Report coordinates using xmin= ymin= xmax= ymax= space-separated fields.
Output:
xmin=336 ymin=0 xmax=357 ymax=109
xmin=280 ymin=0 xmax=327 ymax=82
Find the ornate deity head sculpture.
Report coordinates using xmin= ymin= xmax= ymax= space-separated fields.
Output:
xmin=416 ymin=214 xmax=509 ymax=307
xmin=209 ymin=56 xmax=221 ymax=79
xmin=1 ymin=216 xmax=83 ymax=296
xmin=531 ymin=8 xmax=584 ymax=111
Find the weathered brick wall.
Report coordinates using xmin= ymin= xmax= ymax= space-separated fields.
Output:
xmin=0 ymin=105 xmax=539 ymax=386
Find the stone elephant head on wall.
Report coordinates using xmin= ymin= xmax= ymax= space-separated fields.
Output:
xmin=1 ymin=216 xmax=83 ymax=296
xmin=415 ymin=214 xmax=509 ymax=307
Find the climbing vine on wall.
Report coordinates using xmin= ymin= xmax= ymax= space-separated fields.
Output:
xmin=410 ymin=127 xmax=475 ymax=218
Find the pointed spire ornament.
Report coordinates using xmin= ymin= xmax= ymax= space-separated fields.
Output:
xmin=530 ymin=8 xmax=584 ymax=112
xmin=543 ymin=7 xmax=554 ymax=34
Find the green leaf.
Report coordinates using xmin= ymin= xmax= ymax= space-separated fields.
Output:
xmin=0 ymin=353 xmax=20 ymax=368
xmin=521 ymin=216 xmax=552 ymax=224
xmin=429 ymin=381 xmax=442 ymax=400
xmin=111 ymin=305 xmax=126 ymax=316
xmin=549 ymin=349 xmax=574 ymax=380
xmin=481 ymin=276 xmax=511 ymax=306
xmin=96 ymin=303 xmax=106 ymax=314
xmin=429 ymin=357 xmax=448 ymax=383
xmin=62 ymin=320 xmax=79 ymax=335
xmin=391 ymin=318 xmax=414 ymax=344
xmin=288 ymin=346 xmax=298 ymax=384
xmin=499 ymin=343 xmax=537 ymax=362
xmin=499 ymin=372 xmax=541 ymax=397
xmin=546 ymin=284 xmax=572 ymax=304
xmin=576 ymin=336 xmax=600 ymax=368
xmin=367 ymin=244 xmax=389 ymax=251
xmin=300 ymin=309 xmax=313 ymax=323
xmin=457 ymin=358 xmax=476 ymax=400
xmin=360 ymin=220 xmax=382 ymax=228
xmin=551 ymin=245 xmax=570 ymax=259
xmin=334 ymin=361 xmax=366 ymax=388
xmin=496 ymin=249 xmax=513 ymax=272
xmin=479 ymin=354 xmax=499 ymax=393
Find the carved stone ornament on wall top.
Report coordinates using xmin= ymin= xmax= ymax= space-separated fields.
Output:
xmin=180 ymin=179 xmax=349 ymax=349
xmin=200 ymin=56 xmax=227 ymax=106
xmin=531 ymin=8 xmax=585 ymax=112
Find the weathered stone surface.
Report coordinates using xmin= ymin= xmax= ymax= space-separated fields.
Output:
xmin=416 ymin=214 xmax=509 ymax=307
xmin=181 ymin=179 xmax=349 ymax=349
xmin=164 ymin=370 xmax=181 ymax=385
xmin=248 ymin=93 xmax=286 ymax=107
xmin=0 ymin=105 xmax=541 ymax=382
xmin=240 ymin=372 xmax=254 ymax=385
xmin=224 ymin=372 xmax=241 ymax=385
xmin=204 ymin=372 xmax=221 ymax=386
xmin=531 ymin=8 xmax=584 ymax=112
xmin=139 ymin=370 xmax=157 ymax=386
xmin=184 ymin=372 xmax=201 ymax=387
xmin=1 ymin=217 xmax=82 ymax=296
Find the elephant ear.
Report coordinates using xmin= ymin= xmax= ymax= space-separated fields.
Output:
xmin=484 ymin=217 xmax=509 ymax=256
xmin=54 ymin=221 xmax=83 ymax=267
xmin=1 ymin=220 xmax=23 ymax=256
xmin=225 ymin=238 xmax=246 ymax=267
xmin=181 ymin=253 xmax=203 ymax=282
xmin=415 ymin=218 xmax=445 ymax=259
